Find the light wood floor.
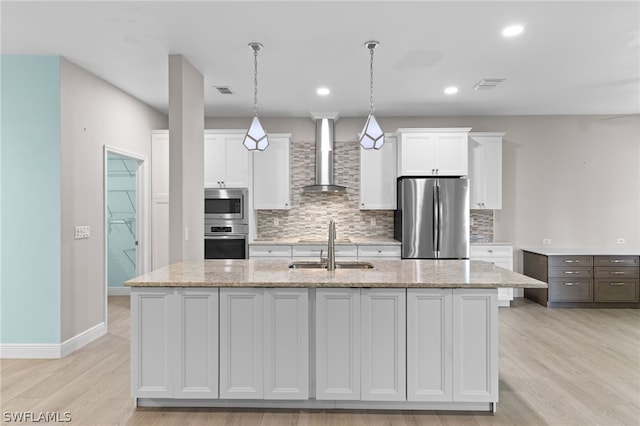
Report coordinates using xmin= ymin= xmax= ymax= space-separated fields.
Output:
xmin=1 ymin=297 xmax=639 ymax=425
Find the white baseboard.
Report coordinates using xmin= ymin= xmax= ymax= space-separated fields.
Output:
xmin=108 ymin=287 xmax=131 ymax=296
xmin=60 ymin=321 xmax=107 ymax=357
xmin=0 ymin=322 xmax=107 ymax=359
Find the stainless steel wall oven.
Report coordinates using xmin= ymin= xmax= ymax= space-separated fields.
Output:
xmin=204 ymin=188 xmax=249 ymax=259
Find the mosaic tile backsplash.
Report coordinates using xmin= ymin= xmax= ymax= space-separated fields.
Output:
xmin=256 ymin=140 xmax=494 ymax=242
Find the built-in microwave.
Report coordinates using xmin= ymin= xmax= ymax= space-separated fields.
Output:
xmin=204 ymin=188 xmax=247 ymax=222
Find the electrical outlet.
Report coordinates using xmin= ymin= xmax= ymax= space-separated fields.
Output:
xmin=74 ymin=225 xmax=90 ymax=239
xmin=617 ymin=238 xmax=626 ymax=245
xmin=184 ymin=227 xmax=189 ymax=241
xmin=542 ymin=238 xmax=551 ymax=245
xmin=370 ymin=217 xmax=376 ymax=226
xmin=273 ymin=218 xmax=279 ymax=226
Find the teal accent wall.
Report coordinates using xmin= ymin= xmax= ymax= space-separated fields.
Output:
xmin=0 ymin=56 xmax=61 ymax=344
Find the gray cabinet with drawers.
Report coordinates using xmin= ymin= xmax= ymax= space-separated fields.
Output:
xmin=523 ymin=251 xmax=639 ymax=308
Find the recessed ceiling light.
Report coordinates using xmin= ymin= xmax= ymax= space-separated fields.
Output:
xmin=502 ymin=25 xmax=524 ymax=37
xmin=316 ymin=87 xmax=330 ymax=96
xmin=444 ymin=86 xmax=458 ymax=95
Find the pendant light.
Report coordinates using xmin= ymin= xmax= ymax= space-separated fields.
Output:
xmin=359 ymin=40 xmax=384 ymax=150
xmin=243 ymin=42 xmax=269 ymax=151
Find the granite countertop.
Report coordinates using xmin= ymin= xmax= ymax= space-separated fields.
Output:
xmin=523 ymin=248 xmax=640 ymax=256
xmin=471 ymin=241 xmax=513 ymax=246
xmin=250 ymin=238 xmax=401 ymax=246
xmin=126 ymin=259 xmax=547 ymax=289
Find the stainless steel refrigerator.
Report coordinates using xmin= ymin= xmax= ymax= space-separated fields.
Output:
xmin=394 ymin=177 xmax=470 ymax=259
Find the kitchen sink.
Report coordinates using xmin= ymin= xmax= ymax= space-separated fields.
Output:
xmin=288 ymin=261 xmax=374 ymax=269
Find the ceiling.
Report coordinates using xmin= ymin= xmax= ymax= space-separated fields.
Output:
xmin=2 ymin=1 xmax=639 ymax=118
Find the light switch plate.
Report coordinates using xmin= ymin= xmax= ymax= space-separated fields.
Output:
xmin=542 ymin=238 xmax=551 ymax=245
xmin=74 ymin=225 xmax=90 ymax=239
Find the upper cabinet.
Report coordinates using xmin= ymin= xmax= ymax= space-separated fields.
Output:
xmin=204 ymin=130 xmax=250 ymax=188
xmin=360 ymin=134 xmax=397 ymax=210
xmin=468 ymin=132 xmax=503 ymax=210
xmin=396 ymin=128 xmax=471 ymax=177
xmin=253 ymin=134 xmax=291 ymax=210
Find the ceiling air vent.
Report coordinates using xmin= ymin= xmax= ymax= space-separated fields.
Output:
xmin=214 ymin=86 xmax=235 ymax=95
xmin=473 ymin=78 xmax=506 ymax=90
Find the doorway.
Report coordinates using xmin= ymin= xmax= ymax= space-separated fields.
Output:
xmin=104 ymin=147 xmax=149 ymax=300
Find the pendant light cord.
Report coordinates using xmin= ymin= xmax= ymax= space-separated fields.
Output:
xmin=369 ymin=46 xmax=375 ymax=114
xmin=253 ymin=48 xmax=259 ymax=117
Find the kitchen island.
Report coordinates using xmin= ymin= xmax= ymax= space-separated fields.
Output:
xmin=126 ymin=259 xmax=546 ymax=412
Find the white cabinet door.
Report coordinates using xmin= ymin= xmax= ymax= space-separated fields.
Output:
xmin=204 ymin=131 xmax=250 ymax=188
xmin=174 ymin=288 xmax=219 ymax=399
xmin=468 ymin=133 xmax=503 ymax=209
xmin=253 ymin=134 xmax=291 ymax=209
xmin=452 ymin=289 xmax=498 ymax=403
xmin=360 ymin=135 xmax=397 ymax=209
xmin=435 ymin=133 xmax=468 ymax=176
xmin=397 ymin=132 xmax=438 ymax=176
xmin=264 ymin=289 xmax=309 ymax=400
xmin=361 ymin=289 xmax=406 ymax=401
xmin=131 ymin=288 xmax=174 ymax=398
xmin=219 ymin=288 xmax=264 ymax=399
xmin=316 ymin=288 xmax=360 ymax=400
xmin=407 ymin=289 xmax=453 ymax=402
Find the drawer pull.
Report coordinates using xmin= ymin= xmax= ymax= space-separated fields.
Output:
xmin=564 ymin=271 xmax=580 ymax=274
xmin=609 ymin=283 xmax=626 ymax=286
xmin=563 ymin=283 xmax=580 ymax=286
xmin=609 ymin=272 xmax=626 ymax=275
xmin=609 ymin=260 xmax=625 ymax=263
xmin=563 ymin=260 xmax=579 ymax=263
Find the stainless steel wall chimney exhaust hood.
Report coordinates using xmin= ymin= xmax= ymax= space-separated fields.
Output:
xmin=303 ymin=113 xmax=347 ymax=193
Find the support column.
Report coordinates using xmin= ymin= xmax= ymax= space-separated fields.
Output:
xmin=168 ymin=55 xmax=204 ymax=262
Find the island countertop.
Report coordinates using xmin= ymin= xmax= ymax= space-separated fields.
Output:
xmin=125 ymin=259 xmax=547 ymax=289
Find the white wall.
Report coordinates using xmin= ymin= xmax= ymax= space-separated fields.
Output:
xmin=60 ymin=58 xmax=167 ymax=341
xmin=206 ymin=114 xmax=640 ymax=271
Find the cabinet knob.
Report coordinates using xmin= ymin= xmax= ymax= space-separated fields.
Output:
xmin=488 ymin=249 xmax=493 ymax=253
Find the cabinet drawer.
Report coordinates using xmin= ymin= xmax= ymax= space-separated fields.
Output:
xmin=594 ymin=280 xmax=639 ymax=302
xmin=548 ymin=267 xmax=592 ymax=278
xmin=548 ymin=256 xmax=593 ymax=267
xmin=470 ymin=245 xmax=513 ymax=258
xmin=594 ymin=256 xmax=639 ymax=267
xmin=594 ymin=267 xmax=639 ymax=279
xmin=292 ymin=245 xmax=358 ymax=258
xmin=357 ymin=245 xmax=401 ymax=258
xmin=548 ymin=279 xmax=593 ymax=302
xmin=249 ymin=245 xmax=292 ymax=258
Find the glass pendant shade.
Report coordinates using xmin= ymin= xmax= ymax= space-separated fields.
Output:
xmin=243 ymin=116 xmax=269 ymax=151
xmin=359 ymin=113 xmax=384 ymax=150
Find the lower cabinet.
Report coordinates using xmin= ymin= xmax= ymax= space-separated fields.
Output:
xmin=131 ymin=288 xmax=218 ymax=399
xmin=316 ymin=288 xmax=497 ymax=403
xmin=132 ymin=287 xmax=497 ymax=405
xmin=219 ymin=288 xmax=309 ymax=400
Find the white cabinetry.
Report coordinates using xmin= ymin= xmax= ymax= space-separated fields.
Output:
xmin=407 ymin=289 xmax=452 ymax=402
xmin=131 ymin=288 xmax=219 ymax=399
xmin=204 ymin=130 xmax=250 ymax=188
xmin=219 ymin=288 xmax=264 ymax=399
xmin=263 ymin=289 xmax=309 ymax=399
xmin=315 ymin=288 xmax=361 ymax=400
xmin=360 ymin=134 xmax=397 ymax=209
xmin=471 ymin=244 xmax=514 ymax=306
xmin=174 ymin=289 xmax=219 ymax=398
xmin=292 ymin=244 xmax=358 ymax=259
xmin=253 ymin=134 xmax=291 ymax=209
xmin=219 ymin=288 xmax=309 ymax=400
xmin=468 ymin=133 xmax=503 ymax=209
xmin=396 ymin=128 xmax=471 ymax=177
xmin=357 ymin=245 xmax=401 ymax=259
xmin=452 ymin=289 xmax=498 ymax=402
xmin=248 ymin=245 xmax=292 ymax=258
xmin=360 ymin=289 xmax=406 ymax=401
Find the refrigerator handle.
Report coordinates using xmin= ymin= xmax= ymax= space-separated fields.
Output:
xmin=433 ymin=183 xmax=438 ymax=252
xmin=435 ymin=182 xmax=441 ymax=253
